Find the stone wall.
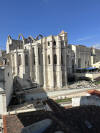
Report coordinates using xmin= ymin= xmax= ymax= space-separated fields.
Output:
xmin=72 ymin=95 xmax=100 ymax=107
xmin=6 ymin=31 xmax=100 ymax=90
xmin=0 ymin=66 xmax=13 ymax=114
xmin=7 ymin=31 xmax=68 ymax=90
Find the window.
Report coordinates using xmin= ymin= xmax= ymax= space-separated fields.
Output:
xmin=33 ymin=48 xmax=35 ymax=65
xmin=5 ymin=59 xmax=7 ymax=65
xmin=18 ymin=55 xmax=21 ymax=66
xmin=88 ymin=61 xmax=89 ymax=66
xmin=72 ymin=59 xmax=74 ymax=72
xmin=38 ymin=48 xmax=40 ymax=65
xmin=78 ymin=58 xmax=81 ymax=68
xmin=53 ymin=40 xmax=56 ymax=46
xmin=54 ymin=54 xmax=57 ymax=65
xmin=34 ymin=59 xmax=35 ymax=65
xmin=85 ymin=61 xmax=87 ymax=67
xmin=25 ymin=54 xmax=28 ymax=66
xmin=61 ymin=54 xmax=63 ymax=65
xmin=8 ymin=72 xmax=9 ymax=77
xmin=48 ymin=42 xmax=50 ymax=46
xmin=48 ymin=55 xmax=50 ymax=64
xmin=67 ymin=55 xmax=69 ymax=65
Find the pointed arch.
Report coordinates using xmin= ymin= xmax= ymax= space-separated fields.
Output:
xmin=8 ymin=35 xmax=12 ymax=40
xmin=54 ymin=54 xmax=57 ymax=65
xmin=27 ymin=36 xmax=36 ymax=43
xmin=48 ymin=55 xmax=50 ymax=64
xmin=28 ymin=36 xmax=35 ymax=41
xmin=18 ymin=34 xmax=25 ymax=40
xmin=25 ymin=54 xmax=28 ymax=66
xmin=35 ymin=34 xmax=43 ymax=40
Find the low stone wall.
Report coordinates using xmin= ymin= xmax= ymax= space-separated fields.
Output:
xmin=75 ymin=72 xmax=100 ymax=81
xmin=72 ymin=95 xmax=100 ymax=107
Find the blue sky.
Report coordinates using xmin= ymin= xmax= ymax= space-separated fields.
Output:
xmin=0 ymin=0 xmax=100 ymax=49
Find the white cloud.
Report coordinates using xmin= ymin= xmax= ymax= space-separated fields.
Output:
xmin=76 ymin=35 xmax=96 ymax=42
xmin=92 ymin=44 xmax=100 ymax=49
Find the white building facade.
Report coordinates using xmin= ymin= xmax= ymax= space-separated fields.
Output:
xmin=6 ymin=31 xmax=100 ymax=90
xmin=6 ymin=31 xmax=68 ymax=90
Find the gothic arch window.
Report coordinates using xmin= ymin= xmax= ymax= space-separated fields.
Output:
xmin=78 ymin=58 xmax=81 ymax=68
xmin=25 ymin=54 xmax=28 ymax=66
xmin=38 ymin=48 xmax=40 ymax=65
xmin=54 ymin=54 xmax=57 ymax=65
xmin=61 ymin=54 xmax=63 ymax=65
xmin=88 ymin=61 xmax=89 ymax=66
xmin=18 ymin=34 xmax=24 ymax=41
xmin=33 ymin=48 xmax=35 ymax=65
xmin=67 ymin=55 xmax=69 ymax=65
xmin=36 ymin=34 xmax=43 ymax=40
xmin=85 ymin=61 xmax=87 ymax=67
xmin=72 ymin=59 xmax=75 ymax=72
xmin=18 ymin=55 xmax=21 ymax=66
xmin=48 ymin=42 xmax=50 ymax=46
xmin=48 ymin=55 xmax=50 ymax=64
xmin=53 ymin=40 xmax=56 ymax=46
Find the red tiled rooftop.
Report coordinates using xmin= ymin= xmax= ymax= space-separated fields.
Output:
xmin=3 ymin=105 xmax=100 ymax=133
xmin=87 ymin=89 xmax=100 ymax=97
xmin=3 ymin=115 xmax=24 ymax=133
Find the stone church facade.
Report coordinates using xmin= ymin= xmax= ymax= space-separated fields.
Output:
xmin=6 ymin=31 xmax=100 ymax=90
xmin=6 ymin=31 xmax=68 ymax=90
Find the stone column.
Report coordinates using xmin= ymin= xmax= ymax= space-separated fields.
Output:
xmin=56 ymin=36 xmax=62 ymax=88
xmin=35 ymin=45 xmax=40 ymax=86
xmin=15 ymin=51 xmax=18 ymax=76
xmin=63 ymin=33 xmax=68 ymax=87
xmin=91 ymin=48 xmax=95 ymax=66
xmin=29 ymin=45 xmax=33 ymax=81
xmin=91 ymin=56 xmax=94 ymax=66
xmin=10 ymin=54 xmax=14 ymax=74
xmin=64 ymin=43 xmax=67 ymax=86
xmin=43 ymin=38 xmax=47 ymax=89
xmin=22 ymin=50 xmax=25 ymax=75
xmin=50 ymin=42 xmax=54 ymax=89
xmin=2 ymin=94 xmax=7 ymax=115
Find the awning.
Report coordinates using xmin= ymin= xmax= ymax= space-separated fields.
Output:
xmin=77 ymin=67 xmax=97 ymax=71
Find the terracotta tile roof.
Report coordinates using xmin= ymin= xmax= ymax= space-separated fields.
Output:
xmin=3 ymin=105 xmax=100 ymax=133
xmin=3 ymin=115 xmax=24 ymax=133
xmin=87 ymin=89 xmax=100 ymax=97
xmin=3 ymin=111 xmax=65 ymax=133
xmin=3 ymin=116 xmax=7 ymax=133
